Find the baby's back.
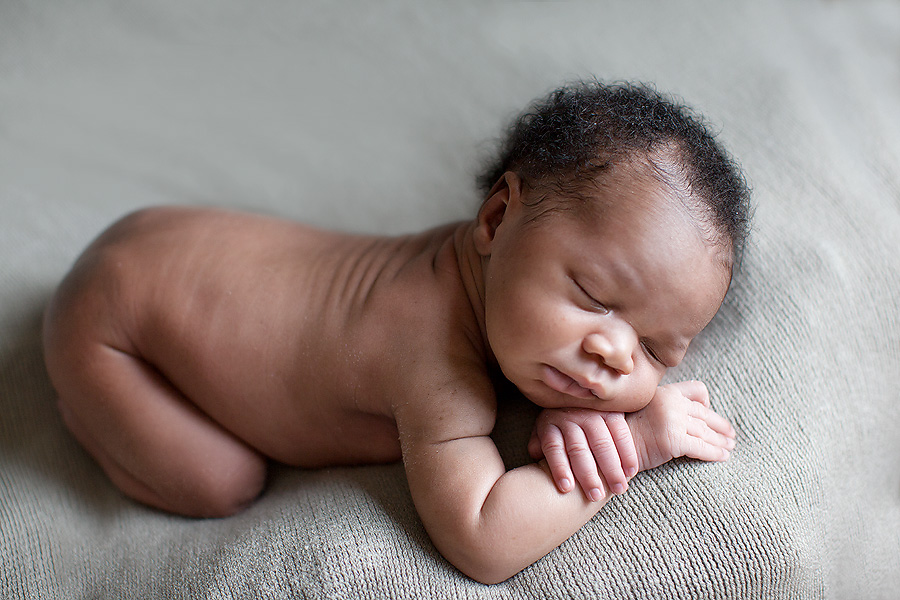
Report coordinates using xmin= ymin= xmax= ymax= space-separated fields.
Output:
xmin=44 ymin=207 xmax=465 ymax=468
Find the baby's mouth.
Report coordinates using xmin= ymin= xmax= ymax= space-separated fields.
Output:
xmin=542 ymin=365 xmax=601 ymax=400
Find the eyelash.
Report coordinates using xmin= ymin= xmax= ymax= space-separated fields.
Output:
xmin=641 ymin=340 xmax=665 ymax=366
xmin=574 ymin=280 xmax=609 ymax=314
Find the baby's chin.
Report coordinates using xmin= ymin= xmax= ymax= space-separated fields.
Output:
xmin=515 ymin=380 xmax=603 ymax=412
xmin=514 ymin=376 xmax=656 ymax=414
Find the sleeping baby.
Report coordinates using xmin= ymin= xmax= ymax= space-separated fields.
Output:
xmin=43 ymin=80 xmax=750 ymax=584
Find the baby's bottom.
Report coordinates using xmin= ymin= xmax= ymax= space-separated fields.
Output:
xmin=55 ymin=344 xmax=267 ymax=518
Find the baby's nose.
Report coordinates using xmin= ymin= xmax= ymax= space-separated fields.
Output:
xmin=583 ymin=331 xmax=635 ymax=375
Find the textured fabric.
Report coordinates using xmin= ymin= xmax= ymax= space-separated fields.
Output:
xmin=2 ymin=1 xmax=899 ymax=598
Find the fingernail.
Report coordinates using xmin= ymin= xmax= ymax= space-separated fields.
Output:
xmin=612 ymin=483 xmax=627 ymax=495
xmin=559 ymin=478 xmax=572 ymax=492
xmin=625 ymin=467 xmax=637 ymax=478
xmin=589 ymin=488 xmax=603 ymax=502
xmin=726 ymin=438 xmax=736 ymax=450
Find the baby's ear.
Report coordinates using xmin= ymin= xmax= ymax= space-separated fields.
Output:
xmin=474 ymin=172 xmax=521 ymax=256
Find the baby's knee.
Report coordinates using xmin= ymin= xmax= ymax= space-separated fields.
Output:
xmin=186 ymin=453 xmax=268 ymax=518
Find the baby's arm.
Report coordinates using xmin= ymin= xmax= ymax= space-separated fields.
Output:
xmin=530 ymin=380 xmax=736 ymax=498
xmin=396 ymin=373 xmax=619 ymax=585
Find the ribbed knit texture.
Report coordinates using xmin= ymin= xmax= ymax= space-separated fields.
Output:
xmin=1 ymin=1 xmax=898 ymax=598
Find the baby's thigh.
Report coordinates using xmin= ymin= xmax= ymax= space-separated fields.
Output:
xmin=50 ymin=341 xmax=266 ymax=517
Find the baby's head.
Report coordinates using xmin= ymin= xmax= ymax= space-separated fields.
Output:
xmin=477 ymin=80 xmax=751 ymax=269
xmin=473 ymin=81 xmax=751 ymax=412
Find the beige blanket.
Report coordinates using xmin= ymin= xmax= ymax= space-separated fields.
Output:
xmin=2 ymin=1 xmax=898 ymax=598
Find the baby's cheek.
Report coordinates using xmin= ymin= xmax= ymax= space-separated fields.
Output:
xmin=634 ymin=369 xmax=665 ymax=411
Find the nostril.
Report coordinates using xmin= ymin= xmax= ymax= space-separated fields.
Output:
xmin=584 ymin=333 xmax=633 ymax=375
xmin=616 ymin=355 xmax=635 ymax=376
xmin=582 ymin=333 xmax=609 ymax=357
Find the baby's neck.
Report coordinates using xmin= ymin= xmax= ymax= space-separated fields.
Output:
xmin=448 ymin=221 xmax=494 ymax=366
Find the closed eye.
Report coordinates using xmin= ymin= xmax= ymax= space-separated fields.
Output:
xmin=641 ymin=340 xmax=668 ymax=367
xmin=572 ymin=278 xmax=609 ymax=314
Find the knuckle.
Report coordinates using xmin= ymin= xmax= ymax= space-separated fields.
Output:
xmin=607 ymin=420 xmax=632 ymax=440
xmin=601 ymin=411 xmax=624 ymax=422
xmin=566 ymin=441 xmax=591 ymax=456
xmin=542 ymin=440 xmax=566 ymax=455
xmin=589 ymin=437 xmax=616 ymax=454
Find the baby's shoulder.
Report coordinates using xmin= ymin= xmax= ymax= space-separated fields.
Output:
xmin=393 ymin=351 xmax=498 ymax=446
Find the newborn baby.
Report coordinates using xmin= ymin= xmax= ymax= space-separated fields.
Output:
xmin=43 ymin=80 xmax=750 ymax=584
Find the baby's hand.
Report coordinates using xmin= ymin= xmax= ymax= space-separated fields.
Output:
xmin=528 ymin=408 xmax=638 ymax=501
xmin=528 ymin=381 xmax=736 ymax=501
xmin=626 ymin=380 xmax=736 ymax=473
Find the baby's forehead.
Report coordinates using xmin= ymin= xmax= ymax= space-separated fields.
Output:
xmin=559 ymin=163 xmax=732 ymax=263
xmin=532 ymin=180 xmax=733 ymax=290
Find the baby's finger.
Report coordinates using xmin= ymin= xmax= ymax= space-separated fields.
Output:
xmin=687 ymin=417 xmax=736 ymax=451
xmin=539 ymin=424 xmax=575 ymax=493
xmin=559 ymin=423 xmax=607 ymax=502
xmin=672 ymin=380 xmax=710 ymax=407
xmin=683 ymin=435 xmax=731 ymax=463
xmin=687 ymin=403 xmax=736 ymax=439
xmin=581 ymin=419 xmax=628 ymax=496
xmin=602 ymin=412 xmax=638 ymax=480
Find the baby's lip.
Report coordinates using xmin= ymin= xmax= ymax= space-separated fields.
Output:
xmin=543 ymin=365 xmax=603 ymax=401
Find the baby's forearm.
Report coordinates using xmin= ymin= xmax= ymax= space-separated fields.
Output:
xmin=476 ymin=460 xmax=608 ymax=581
xmin=418 ymin=457 xmax=609 ymax=584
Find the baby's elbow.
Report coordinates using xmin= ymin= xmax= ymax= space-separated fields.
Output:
xmin=468 ymin=565 xmax=517 ymax=586
xmin=423 ymin=501 xmax=543 ymax=584
xmin=436 ymin=534 xmax=524 ymax=585
xmin=454 ymin=552 xmax=521 ymax=585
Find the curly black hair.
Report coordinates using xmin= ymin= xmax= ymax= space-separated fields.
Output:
xmin=477 ymin=80 xmax=751 ymax=259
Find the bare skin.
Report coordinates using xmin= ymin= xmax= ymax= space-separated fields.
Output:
xmin=43 ymin=165 xmax=736 ymax=584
